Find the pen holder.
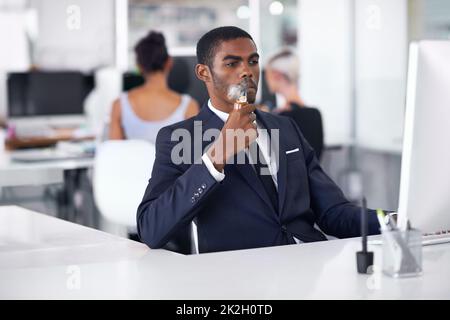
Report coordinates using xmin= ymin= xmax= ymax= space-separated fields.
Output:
xmin=382 ymin=228 xmax=422 ymax=278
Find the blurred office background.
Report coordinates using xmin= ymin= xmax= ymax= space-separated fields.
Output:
xmin=0 ymin=0 xmax=449 ymax=236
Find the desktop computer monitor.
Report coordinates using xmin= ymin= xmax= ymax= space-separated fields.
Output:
xmin=7 ymin=71 xmax=94 ymax=126
xmin=123 ymin=55 xmax=209 ymax=106
xmin=122 ymin=72 xmax=145 ymax=92
xmin=398 ymin=40 xmax=450 ymax=234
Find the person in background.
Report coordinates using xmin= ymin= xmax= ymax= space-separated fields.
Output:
xmin=264 ymin=49 xmax=324 ymax=159
xmin=264 ymin=49 xmax=305 ymax=112
xmin=108 ymin=31 xmax=198 ymax=250
xmin=109 ymin=31 xmax=199 ymax=142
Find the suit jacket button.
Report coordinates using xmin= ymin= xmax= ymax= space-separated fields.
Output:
xmin=281 ymin=225 xmax=287 ymax=233
xmin=198 ymin=187 xmax=203 ymax=194
xmin=201 ymin=183 xmax=207 ymax=189
xmin=194 ymin=192 xmax=199 ymax=198
xmin=191 ymin=196 xmax=195 ymax=203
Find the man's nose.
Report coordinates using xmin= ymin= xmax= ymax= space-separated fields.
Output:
xmin=239 ymin=64 xmax=253 ymax=79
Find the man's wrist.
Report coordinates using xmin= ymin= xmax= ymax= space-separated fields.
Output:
xmin=207 ymin=141 xmax=227 ymax=172
xmin=202 ymin=153 xmax=225 ymax=182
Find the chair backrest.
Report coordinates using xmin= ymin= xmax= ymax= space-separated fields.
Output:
xmin=93 ymin=140 xmax=155 ymax=228
xmin=280 ymin=107 xmax=324 ymax=160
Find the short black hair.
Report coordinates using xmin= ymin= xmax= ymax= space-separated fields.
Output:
xmin=196 ymin=26 xmax=254 ymax=68
xmin=134 ymin=31 xmax=169 ymax=74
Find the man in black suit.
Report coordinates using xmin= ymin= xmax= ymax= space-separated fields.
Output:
xmin=137 ymin=26 xmax=380 ymax=253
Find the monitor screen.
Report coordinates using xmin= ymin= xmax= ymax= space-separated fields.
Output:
xmin=7 ymin=71 xmax=94 ymax=117
xmin=123 ymin=72 xmax=145 ymax=92
xmin=123 ymin=55 xmax=209 ymax=107
xmin=398 ymin=41 xmax=450 ymax=233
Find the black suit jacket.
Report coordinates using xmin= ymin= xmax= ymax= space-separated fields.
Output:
xmin=137 ymin=104 xmax=380 ymax=253
xmin=279 ymin=104 xmax=324 ymax=159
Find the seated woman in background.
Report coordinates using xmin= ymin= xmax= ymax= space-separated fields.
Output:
xmin=265 ymin=49 xmax=324 ymax=159
xmin=265 ymin=49 xmax=307 ymax=112
xmin=109 ymin=31 xmax=199 ymax=142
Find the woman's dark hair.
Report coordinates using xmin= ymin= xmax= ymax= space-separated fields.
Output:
xmin=134 ymin=31 xmax=169 ymax=74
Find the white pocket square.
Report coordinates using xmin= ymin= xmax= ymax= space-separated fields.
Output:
xmin=286 ymin=148 xmax=300 ymax=154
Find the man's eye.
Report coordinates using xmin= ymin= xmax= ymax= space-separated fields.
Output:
xmin=226 ymin=62 xmax=237 ymax=67
xmin=249 ymin=60 xmax=259 ymax=65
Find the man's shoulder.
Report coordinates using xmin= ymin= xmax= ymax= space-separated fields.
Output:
xmin=261 ymin=110 xmax=290 ymax=121
xmin=258 ymin=109 xmax=296 ymax=129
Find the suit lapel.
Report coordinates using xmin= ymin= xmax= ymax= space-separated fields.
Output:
xmin=277 ymin=144 xmax=288 ymax=216
xmin=255 ymin=110 xmax=288 ymax=216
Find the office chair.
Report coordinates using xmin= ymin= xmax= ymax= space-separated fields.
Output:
xmin=93 ymin=139 xmax=194 ymax=254
xmin=93 ymin=140 xmax=155 ymax=228
xmin=279 ymin=107 xmax=324 ymax=160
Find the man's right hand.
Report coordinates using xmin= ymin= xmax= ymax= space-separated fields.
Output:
xmin=206 ymin=102 xmax=258 ymax=172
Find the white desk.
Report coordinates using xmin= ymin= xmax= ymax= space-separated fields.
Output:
xmin=0 ymin=150 xmax=94 ymax=187
xmin=1 ymin=205 xmax=449 ymax=299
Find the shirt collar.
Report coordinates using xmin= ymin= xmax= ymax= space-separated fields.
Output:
xmin=207 ymin=99 xmax=229 ymax=122
xmin=207 ymin=99 xmax=263 ymax=132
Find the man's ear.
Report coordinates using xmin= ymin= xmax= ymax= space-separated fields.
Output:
xmin=195 ymin=64 xmax=212 ymax=83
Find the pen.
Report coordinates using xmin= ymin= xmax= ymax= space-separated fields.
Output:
xmin=361 ymin=197 xmax=368 ymax=253
xmin=356 ymin=197 xmax=373 ymax=274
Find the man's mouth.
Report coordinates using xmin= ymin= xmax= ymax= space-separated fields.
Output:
xmin=244 ymin=78 xmax=257 ymax=90
xmin=227 ymin=79 xmax=257 ymax=101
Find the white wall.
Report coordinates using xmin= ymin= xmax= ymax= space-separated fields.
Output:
xmin=0 ymin=12 xmax=30 ymax=71
xmin=298 ymin=0 xmax=353 ymax=146
xmin=354 ymin=0 xmax=408 ymax=153
xmin=0 ymin=10 xmax=30 ymax=120
xmin=299 ymin=0 xmax=408 ymax=151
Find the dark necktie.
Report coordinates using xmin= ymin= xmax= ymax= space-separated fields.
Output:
xmin=251 ymin=142 xmax=279 ymax=212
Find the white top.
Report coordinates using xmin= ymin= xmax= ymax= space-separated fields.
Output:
xmin=1 ymin=205 xmax=450 ymax=299
xmin=120 ymin=93 xmax=191 ymax=144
